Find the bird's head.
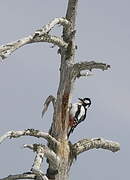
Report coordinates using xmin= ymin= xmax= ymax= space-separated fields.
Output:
xmin=78 ymin=97 xmax=91 ymax=107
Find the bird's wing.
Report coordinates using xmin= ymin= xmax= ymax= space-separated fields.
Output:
xmin=70 ymin=103 xmax=82 ymax=122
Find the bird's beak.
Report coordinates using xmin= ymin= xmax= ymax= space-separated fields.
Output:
xmin=78 ymin=98 xmax=83 ymax=102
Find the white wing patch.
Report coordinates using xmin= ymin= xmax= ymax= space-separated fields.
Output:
xmin=78 ymin=105 xmax=85 ymax=120
xmin=70 ymin=103 xmax=85 ymax=120
xmin=70 ymin=103 xmax=78 ymax=117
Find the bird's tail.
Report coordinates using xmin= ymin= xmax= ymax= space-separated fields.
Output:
xmin=67 ymin=127 xmax=75 ymax=138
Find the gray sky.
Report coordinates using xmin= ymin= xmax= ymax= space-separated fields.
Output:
xmin=0 ymin=0 xmax=129 ymax=179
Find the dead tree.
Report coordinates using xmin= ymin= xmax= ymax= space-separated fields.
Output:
xmin=0 ymin=1 xmax=120 ymax=180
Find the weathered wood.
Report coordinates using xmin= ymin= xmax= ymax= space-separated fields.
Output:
xmin=41 ymin=95 xmax=56 ymax=118
xmin=0 ymin=129 xmax=59 ymax=145
xmin=0 ymin=1 xmax=120 ymax=180
xmin=49 ymin=1 xmax=78 ymax=180
xmin=0 ymin=17 xmax=70 ymax=60
xmin=73 ymin=138 xmax=120 ymax=156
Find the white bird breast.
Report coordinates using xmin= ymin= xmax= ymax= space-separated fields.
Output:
xmin=70 ymin=103 xmax=85 ymax=120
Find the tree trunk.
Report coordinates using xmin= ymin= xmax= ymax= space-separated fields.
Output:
xmin=47 ymin=0 xmax=78 ymax=180
xmin=0 ymin=0 xmax=120 ymax=180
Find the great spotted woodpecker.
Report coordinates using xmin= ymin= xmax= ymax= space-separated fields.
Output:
xmin=68 ymin=98 xmax=91 ymax=137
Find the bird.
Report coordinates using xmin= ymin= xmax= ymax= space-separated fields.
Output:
xmin=68 ymin=97 xmax=91 ymax=137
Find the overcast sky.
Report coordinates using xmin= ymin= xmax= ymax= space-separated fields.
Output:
xmin=0 ymin=1 xmax=129 ymax=180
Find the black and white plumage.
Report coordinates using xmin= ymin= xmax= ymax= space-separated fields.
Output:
xmin=68 ymin=98 xmax=91 ymax=137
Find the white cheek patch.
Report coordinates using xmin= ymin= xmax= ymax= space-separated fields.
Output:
xmin=85 ymin=100 xmax=90 ymax=104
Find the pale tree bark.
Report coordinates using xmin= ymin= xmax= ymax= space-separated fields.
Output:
xmin=0 ymin=0 xmax=120 ymax=180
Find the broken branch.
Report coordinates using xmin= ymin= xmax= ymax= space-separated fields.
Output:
xmin=0 ymin=129 xmax=59 ymax=145
xmin=24 ymin=144 xmax=60 ymax=169
xmin=41 ymin=95 xmax=56 ymax=118
xmin=0 ymin=173 xmax=36 ymax=180
xmin=73 ymin=61 xmax=110 ymax=78
xmin=73 ymin=138 xmax=120 ymax=156
xmin=0 ymin=17 xmax=70 ymax=60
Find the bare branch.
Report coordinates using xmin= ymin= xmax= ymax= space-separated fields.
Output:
xmin=24 ymin=144 xmax=60 ymax=169
xmin=0 ymin=173 xmax=36 ymax=180
xmin=73 ymin=61 xmax=110 ymax=78
xmin=0 ymin=17 xmax=70 ymax=60
xmin=23 ymin=145 xmax=49 ymax=180
xmin=0 ymin=35 xmax=67 ymax=60
xmin=0 ymin=129 xmax=59 ymax=145
xmin=73 ymin=138 xmax=120 ymax=156
xmin=76 ymin=71 xmax=94 ymax=78
xmin=31 ymin=145 xmax=45 ymax=173
xmin=29 ymin=145 xmax=48 ymax=180
xmin=33 ymin=17 xmax=71 ymax=37
xmin=42 ymin=95 xmax=56 ymax=118
xmin=32 ymin=34 xmax=68 ymax=48
xmin=34 ymin=174 xmax=48 ymax=180
xmin=0 ymin=173 xmax=48 ymax=180
xmin=0 ymin=37 xmax=31 ymax=59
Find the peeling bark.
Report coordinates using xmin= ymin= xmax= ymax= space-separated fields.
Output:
xmin=73 ymin=138 xmax=120 ymax=156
